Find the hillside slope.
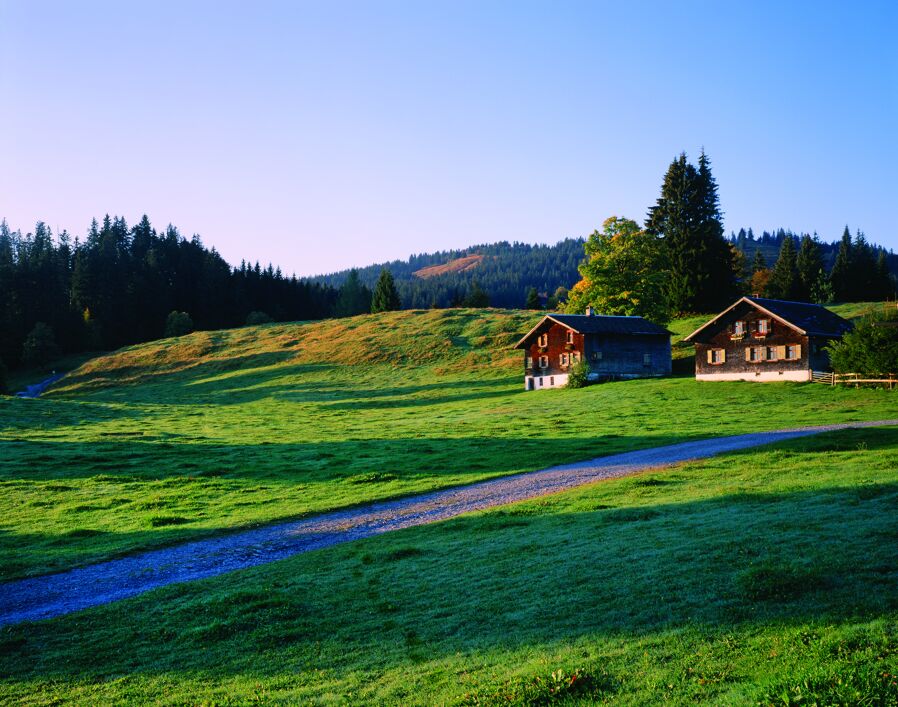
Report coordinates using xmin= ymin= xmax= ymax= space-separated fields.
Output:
xmin=1 ymin=305 xmax=894 ymax=584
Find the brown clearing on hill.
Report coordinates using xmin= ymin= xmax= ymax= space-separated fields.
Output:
xmin=413 ymin=254 xmax=483 ymax=279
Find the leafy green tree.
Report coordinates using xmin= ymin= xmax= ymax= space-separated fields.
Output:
xmin=463 ymin=282 xmax=490 ymax=308
xmin=525 ymin=287 xmax=541 ymax=309
xmin=645 ymin=150 xmax=737 ymax=313
xmin=565 ymin=216 xmax=671 ymax=322
xmin=164 ymin=311 xmax=194 ymax=338
xmin=546 ymin=286 xmax=568 ymax=311
xmin=766 ymin=235 xmax=799 ymax=300
xmin=828 ymin=310 xmax=898 ymax=375
xmin=22 ymin=322 xmax=60 ymax=366
xmin=371 ymin=268 xmax=401 ymax=313
xmin=795 ymin=235 xmax=823 ymax=302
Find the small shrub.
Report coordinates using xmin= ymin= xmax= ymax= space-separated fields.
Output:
xmin=164 ymin=311 xmax=194 ymax=338
xmin=566 ymin=361 xmax=591 ymax=389
xmin=245 ymin=310 xmax=273 ymax=326
xmin=21 ymin=322 xmax=59 ymax=366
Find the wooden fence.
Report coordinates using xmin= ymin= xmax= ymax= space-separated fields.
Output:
xmin=812 ymin=371 xmax=898 ymax=388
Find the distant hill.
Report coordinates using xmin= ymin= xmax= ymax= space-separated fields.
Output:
xmin=312 ymin=239 xmax=586 ymax=309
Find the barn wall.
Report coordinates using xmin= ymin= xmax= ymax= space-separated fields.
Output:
xmin=582 ymin=334 xmax=671 ymax=378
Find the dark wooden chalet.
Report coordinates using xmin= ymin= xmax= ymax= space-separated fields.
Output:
xmin=684 ymin=296 xmax=852 ymax=382
xmin=514 ymin=307 xmax=672 ymax=390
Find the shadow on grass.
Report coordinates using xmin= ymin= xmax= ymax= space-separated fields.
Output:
xmin=1 ymin=475 xmax=897 ymax=695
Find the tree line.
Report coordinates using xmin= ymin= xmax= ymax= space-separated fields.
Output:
xmin=564 ymin=150 xmax=897 ymax=322
xmin=0 ymin=215 xmax=336 ymax=373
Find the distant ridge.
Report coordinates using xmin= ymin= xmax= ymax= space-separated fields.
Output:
xmin=312 ymin=239 xmax=586 ymax=309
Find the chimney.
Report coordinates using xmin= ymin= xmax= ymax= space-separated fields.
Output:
xmin=585 ymin=305 xmax=594 ymax=317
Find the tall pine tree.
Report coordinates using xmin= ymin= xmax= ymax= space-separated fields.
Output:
xmin=829 ymin=226 xmax=853 ymax=301
xmin=371 ymin=268 xmax=401 ymax=313
xmin=795 ymin=234 xmax=823 ymax=302
xmin=646 ymin=150 xmax=737 ymax=313
xmin=766 ymin=235 xmax=799 ymax=299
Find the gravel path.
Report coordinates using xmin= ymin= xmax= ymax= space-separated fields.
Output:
xmin=2 ymin=419 xmax=896 ymax=626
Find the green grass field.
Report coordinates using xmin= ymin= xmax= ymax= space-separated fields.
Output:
xmin=1 ymin=306 xmax=895 ymax=582
xmin=1 ymin=303 xmax=896 ymax=704
xmin=2 ymin=428 xmax=896 ymax=705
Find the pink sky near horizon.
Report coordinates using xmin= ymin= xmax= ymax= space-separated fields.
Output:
xmin=1 ymin=1 xmax=895 ymax=276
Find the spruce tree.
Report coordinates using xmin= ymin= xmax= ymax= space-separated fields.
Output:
xmin=335 ymin=270 xmax=372 ymax=317
xmin=795 ymin=234 xmax=823 ymax=302
xmin=371 ymin=268 xmax=401 ymax=313
xmin=875 ymin=252 xmax=895 ymax=300
xmin=646 ymin=150 xmax=737 ymax=313
xmin=767 ymin=236 xmax=799 ymax=300
xmin=751 ymin=249 xmax=767 ymax=273
xmin=829 ymin=226 xmax=853 ymax=301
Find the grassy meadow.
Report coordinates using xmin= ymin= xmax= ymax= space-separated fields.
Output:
xmin=1 ymin=303 xmax=896 ymax=704
xmin=1 ymin=427 xmax=896 ymax=704
xmin=0 ymin=306 xmax=896 ymax=582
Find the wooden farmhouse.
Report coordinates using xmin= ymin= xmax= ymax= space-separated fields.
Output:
xmin=514 ymin=307 xmax=672 ymax=390
xmin=684 ymin=296 xmax=852 ymax=382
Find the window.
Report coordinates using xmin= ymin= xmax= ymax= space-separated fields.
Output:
xmin=757 ymin=319 xmax=770 ymax=334
xmin=591 ymin=351 xmax=603 ymax=361
xmin=525 ymin=355 xmax=533 ymax=369
xmin=733 ymin=320 xmax=745 ymax=336
xmin=765 ymin=346 xmax=777 ymax=361
xmin=571 ymin=351 xmax=581 ymax=364
xmin=566 ymin=330 xmax=575 ymax=345
xmin=559 ymin=353 xmax=570 ymax=367
xmin=708 ymin=349 xmax=726 ymax=364
xmin=745 ymin=347 xmax=761 ymax=362
xmin=643 ymin=353 xmax=652 ymax=366
xmin=785 ymin=344 xmax=801 ymax=360
xmin=537 ymin=333 xmax=548 ymax=347
xmin=539 ymin=355 xmax=549 ymax=368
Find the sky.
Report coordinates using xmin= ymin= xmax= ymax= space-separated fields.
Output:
xmin=1 ymin=1 xmax=896 ymax=276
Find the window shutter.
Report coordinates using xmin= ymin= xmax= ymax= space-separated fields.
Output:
xmin=777 ymin=345 xmax=786 ymax=360
xmin=745 ymin=347 xmax=751 ymax=362
xmin=795 ymin=344 xmax=801 ymax=359
xmin=706 ymin=349 xmax=713 ymax=364
xmin=721 ymin=349 xmax=726 ymax=363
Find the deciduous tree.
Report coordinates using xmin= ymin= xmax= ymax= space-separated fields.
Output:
xmin=565 ymin=216 xmax=671 ymax=322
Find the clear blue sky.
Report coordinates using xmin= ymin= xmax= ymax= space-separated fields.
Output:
xmin=1 ymin=1 xmax=895 ymax=275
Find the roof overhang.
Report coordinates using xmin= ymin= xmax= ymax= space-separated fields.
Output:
xmin=513 ymin=315 xmax=580 ymax=349
xmin=683 ymin=297 xmax=806 ymax=342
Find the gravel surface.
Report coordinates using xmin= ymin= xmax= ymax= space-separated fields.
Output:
xmin=2 ymin=419 xmax=895 ymax=626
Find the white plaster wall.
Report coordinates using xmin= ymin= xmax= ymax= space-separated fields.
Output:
xmin=696 ymin=370 xmax=812 ymax=382
xmin=525 ymin=374 xmax=569 ymax=390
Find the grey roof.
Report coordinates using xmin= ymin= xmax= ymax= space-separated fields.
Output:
xmin=684 ymin=296 xmax=853 ymax=341
xmin=514 ymin=313 xmax=671 ymax=348
xmin=548 ymin=313 xmax=672 ymax=336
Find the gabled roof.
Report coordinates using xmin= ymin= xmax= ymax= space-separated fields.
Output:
xmin=683 ymin=297 xmax=853 ymax=342
xmin=514 ymin=313 xmax=671 ymax=349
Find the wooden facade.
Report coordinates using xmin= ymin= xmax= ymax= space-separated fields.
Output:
xmin=684 ymin=297 xmax=852 ymax=382
xmin=514 ymin=312 xmax=671 ymax=390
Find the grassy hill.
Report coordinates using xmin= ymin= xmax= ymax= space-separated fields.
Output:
xmin=1 ymin=304 xmax=896 ymax=703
